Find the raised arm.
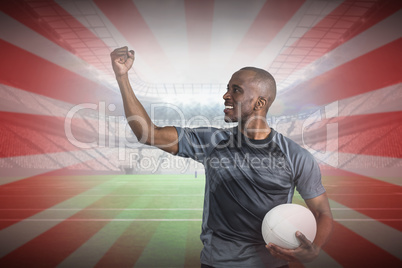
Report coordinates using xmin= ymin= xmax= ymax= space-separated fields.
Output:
xmin=111 ymin=47 xmax=179 ymax=154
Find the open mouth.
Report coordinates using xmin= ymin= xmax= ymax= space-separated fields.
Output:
xmin=224 ymin=104 xmax=234 ymax=114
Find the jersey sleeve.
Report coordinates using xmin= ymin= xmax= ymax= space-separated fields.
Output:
xmin=294 ymin=148 xmax=326 ymax=200
xmin=174 ymin=126 xmax=214 ymax=163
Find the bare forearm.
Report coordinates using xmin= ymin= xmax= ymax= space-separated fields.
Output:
xmin=110 ymin=47 xmax=179 ymax=154
xmin=313 ymin=211 xmax=333 ymax=249
xmin=116 ymin=74 xmax=155 ymax=144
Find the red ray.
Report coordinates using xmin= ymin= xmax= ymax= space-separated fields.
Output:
xmin=323 ymin=221 xmax=402 ymax=267
xmin=94 ymin=0 xmax=174 ymax=75
xmin=269 ymin=0 xmax=402 ymax=81
xmin=0 ymin=174 xmax=104 ymax=230
xmin=0 ymin=145 xmax=119 ymax=231
xmin=0 ymin=221 xmax=107 ymax=267
xmin=0 ymin=190 xmax=142 ymax=267
xmin=0 ymin=0 xmax=112 ymax=75
xmin=0 ymin=40 xmax=118 ymax=105
xmin=228 ymin=0 xmax=305 ymax=66
xmin=0 ymin=112 xmax=87 ymax=157
xmin=322 ymin=168 xmax=402 ymax=231
xmin=95 ymin=222 xmax=161 ymax=267
xmin=0 ymin=112 xmax=99 ymax=157
xmin=279 ymin=38 xmax=402 ymax=114
xmin=303 ymin=111 xmax=402 ymax=158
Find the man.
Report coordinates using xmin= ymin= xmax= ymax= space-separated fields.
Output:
xmin=111 ymin=46 xmax=333 ymax=267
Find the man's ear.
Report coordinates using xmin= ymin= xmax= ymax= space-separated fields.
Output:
xmin=255 ymin=97 xmax=267 ymax=110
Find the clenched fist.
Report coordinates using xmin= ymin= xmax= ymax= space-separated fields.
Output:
xmin=110 ymin=46 xmax=135 ymax=78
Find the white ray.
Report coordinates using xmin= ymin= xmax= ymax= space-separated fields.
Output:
xmin=0 ymin=175 xmax=125 ymax=259
xmin=55 ymin=0 xmax=155 ymax=86
xmin=338 ymin=83 xmax=402 ymax=117
xmin=280 ymin=9 xmax=402 ymax=92
xmin=0 ymin=84 xmax=79 ymax=117
xmin=0 ymin=148 xmax=119 ymax=186
xmin=316 ymin=152 xmax=402 ymax=186
xmin=336 ymin=153 xmax=402 ymax=185
xmin=304 ymin=250 xmax=342 ymax=268
xmin=133 ymin=0 xmax=189 ymax=83
xmin=57 ymin=198 xmax=198 ymax=267
xmin=253 ymin=0 xmax=344 ymax=72
xmin=329 ymin=199 xmax=402 ymax=261
xmin=208 ymin=0 xmax=266 ymax=84
xmin=57 ymin=220 xmax=132 ymax=268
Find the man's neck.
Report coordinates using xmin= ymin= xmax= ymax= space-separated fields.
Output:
xmin=238 ymin=120 xmax=271 ymax=140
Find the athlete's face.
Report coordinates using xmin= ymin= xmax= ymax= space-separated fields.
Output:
xmin=223 ymin=70 xmax=260 ymax=123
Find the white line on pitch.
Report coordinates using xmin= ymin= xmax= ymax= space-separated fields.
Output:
xmin=1 ymin=208 xmax=401 ymax=211
xmin=2 ymin=193 xmax=399 ymax=197
xmin=0 ymin=218 xmax=400 ymax=222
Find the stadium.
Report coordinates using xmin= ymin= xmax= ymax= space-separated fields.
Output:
xmin=0 ymin=0 xmax=401 ymax=267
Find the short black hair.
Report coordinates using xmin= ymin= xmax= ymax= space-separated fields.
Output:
xmin=240 ymin=66 xmax=276 ymax=107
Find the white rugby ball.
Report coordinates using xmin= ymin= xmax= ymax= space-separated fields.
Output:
xmin=261 ymin=203 xmax=317 ymax=249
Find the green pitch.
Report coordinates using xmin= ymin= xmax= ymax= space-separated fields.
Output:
xmin=80 ymin=174 xmax=206 ymax=267
xmin=53 ymin=174 xmax=304 ymax=267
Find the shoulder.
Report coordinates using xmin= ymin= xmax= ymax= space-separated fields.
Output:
xmin=175 ymin=126 xmax=236 ymax=152
xmin=176 ymin=126 xmax=234 ymax=140
xmin=273 ymin=131 xmax=304 ymax=154
xmin=175 ymin=126 xmax=236 ymax=158
xmin=272 ymin=130 xmax=317 ymax=165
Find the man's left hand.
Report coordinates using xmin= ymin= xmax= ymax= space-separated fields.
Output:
xmin=265 ymin=231 xmax=320 ymax=263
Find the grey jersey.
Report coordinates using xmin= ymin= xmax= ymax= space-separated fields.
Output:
xmin=175 ymin=126 xmax=325 ymax=267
